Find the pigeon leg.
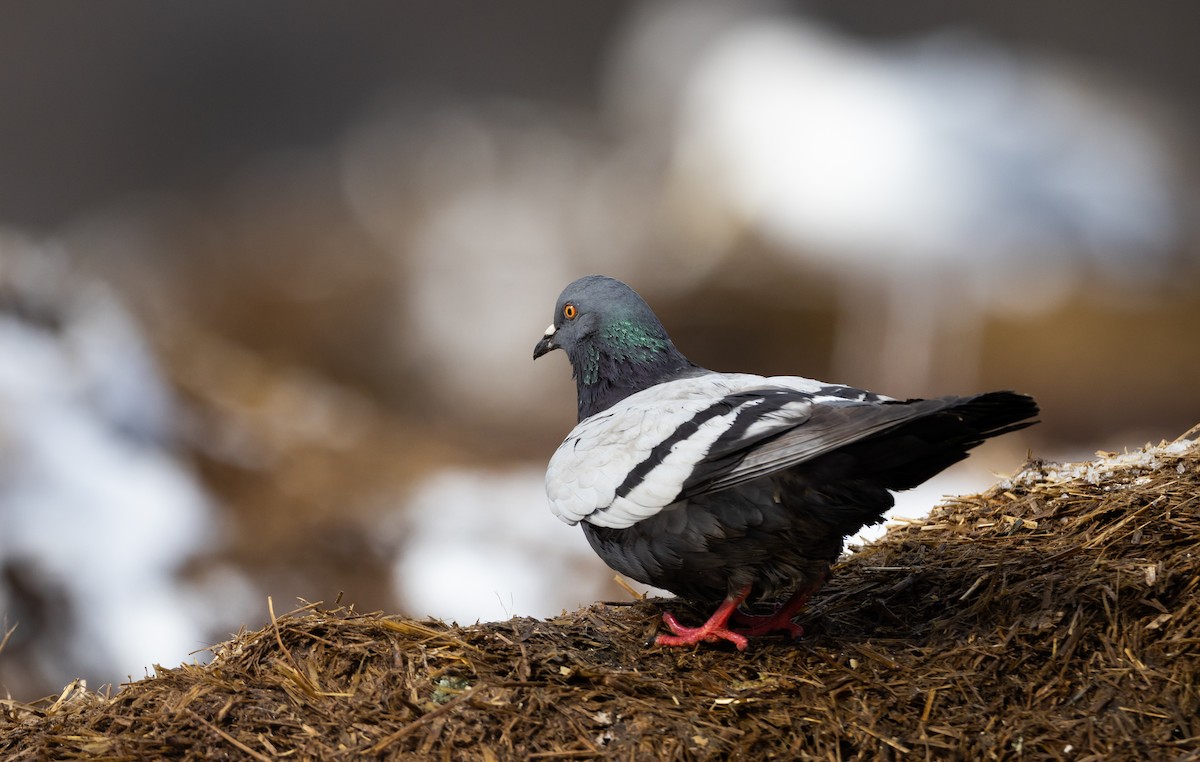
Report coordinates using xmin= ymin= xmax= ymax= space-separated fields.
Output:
xmin=656 ymin=586 xmax=752 ymax=651
xmin=729 ymin=573 xmax=827 ymax=638
xmin=728 ymin=592 xmax=809 ymax=638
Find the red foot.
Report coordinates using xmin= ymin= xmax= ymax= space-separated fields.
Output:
xmin=656 ymin=609 xmax=750 ymax=651
xmin=655 ymin=578 xmax=825 ymax=649
xmin=729 ymin=607 xmax=805 ymax=638
xmin=729 ymin=577 xmax=824 ymax=639
xmin=655 ymin=586 xmax=751 ymax=651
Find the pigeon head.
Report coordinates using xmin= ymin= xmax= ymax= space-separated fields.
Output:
xmin=534 ymin=275 xmax=696 ymax=419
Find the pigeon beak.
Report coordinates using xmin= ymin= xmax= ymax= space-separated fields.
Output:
xmin=533 ymin=324 xmax=557 ymax=360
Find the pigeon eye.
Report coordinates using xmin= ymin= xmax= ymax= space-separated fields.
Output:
xmin=563 ymin=304 xmax=577 ymax=320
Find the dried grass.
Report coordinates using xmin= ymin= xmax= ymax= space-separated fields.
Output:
xmin=3 ymin=432 xmax=1198 ymax=760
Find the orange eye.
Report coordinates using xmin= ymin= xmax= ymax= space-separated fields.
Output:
xmin=563 ymin=303 xmax=577 ymax=320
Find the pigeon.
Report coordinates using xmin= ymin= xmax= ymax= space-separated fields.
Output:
xmin=533 ymin=275 xmax=1038 ymax=650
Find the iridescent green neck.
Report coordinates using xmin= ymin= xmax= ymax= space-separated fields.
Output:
xmin=580 ymin=319 xmax=671 ymax=385
xmin=571 ymin=318 xmax=694 ymax=419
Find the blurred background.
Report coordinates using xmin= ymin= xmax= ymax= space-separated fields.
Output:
xmin=1 ymin=0 xmax=1197 ymax=700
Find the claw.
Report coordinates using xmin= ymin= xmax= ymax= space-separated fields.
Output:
xmin=654 ymin=579 xmax=822 ymax=649
xmin=654 ymin=585 xmax=752 ymax=651
xmin=656 ymin=609 xmax=750 ymax=651
xmin=729 ymin=609 xmax=805 ymax=638
xmin=727 ymin=579 xmax=822 ymax=639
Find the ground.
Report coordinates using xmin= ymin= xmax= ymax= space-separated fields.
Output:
xmin=2 ymin=433 xmax=1197 ymax=761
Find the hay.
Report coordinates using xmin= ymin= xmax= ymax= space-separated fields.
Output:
xmin=3 ymin=434 xmax=1198 ymax=760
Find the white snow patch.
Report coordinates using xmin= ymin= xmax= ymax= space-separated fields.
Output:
xmin=1002 ymin=439 xmax=1195 ymax=489
xmin=393 ymin=467 xmax=617 ymax=624
xmin=0 ymin=245 xmax=226 ymax=689
xmin=847 ymin=467 xmax=1001 ymax=549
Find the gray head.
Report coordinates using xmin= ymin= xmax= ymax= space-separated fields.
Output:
xmin=533 ymin=275 xmax=696 ymax=419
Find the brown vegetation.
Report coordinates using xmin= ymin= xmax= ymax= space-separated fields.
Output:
xmin=3 ymin=432 xmax=1197 ymax=760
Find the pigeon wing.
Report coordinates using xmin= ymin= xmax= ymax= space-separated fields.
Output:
xmin=680 ymin=389 xmax=1040 ymax=499
xmin=677 ymin=397 xmax=934 ymax=499
xmin=547 ymin=374 xmax=893 ymax=529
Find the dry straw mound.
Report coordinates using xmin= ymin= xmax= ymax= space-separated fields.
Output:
xmin=3 ymin=432 xmax=1198 ymax=760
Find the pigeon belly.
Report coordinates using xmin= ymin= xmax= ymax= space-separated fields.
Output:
xmin=580 ymin=466 xmax=890 ymax=604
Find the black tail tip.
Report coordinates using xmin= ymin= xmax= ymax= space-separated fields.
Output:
xmin=963 ymin=390 xmax=1040 ymax=436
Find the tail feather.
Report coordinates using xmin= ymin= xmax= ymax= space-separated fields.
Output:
xmin=839 ymin=391 xmax=1039 ymax=490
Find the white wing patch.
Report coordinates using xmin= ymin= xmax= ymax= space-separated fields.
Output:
xmin=545 ymin=373 xmax=822 ymax=529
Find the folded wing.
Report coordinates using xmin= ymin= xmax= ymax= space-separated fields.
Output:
xmin=547 ymin=373 xmax=1038 ymax=530
xmin=548 ymin=374 xmax=867 ymax=528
